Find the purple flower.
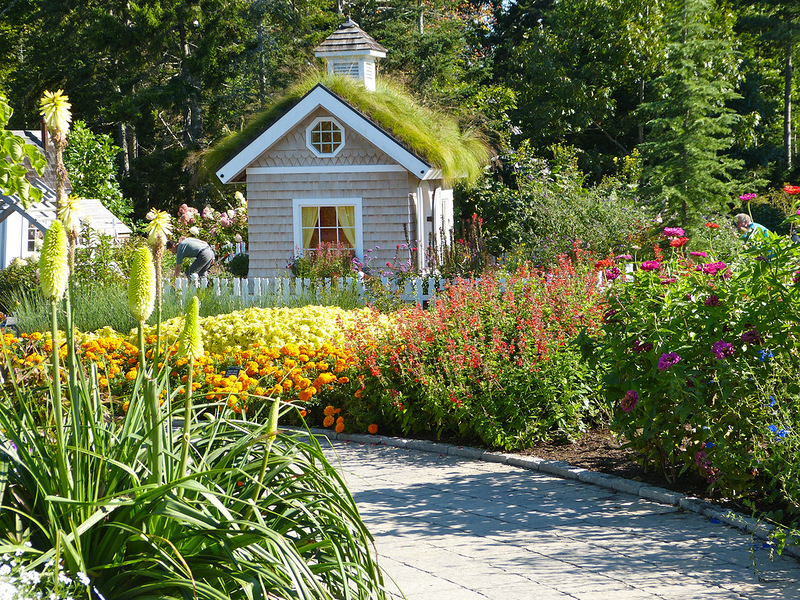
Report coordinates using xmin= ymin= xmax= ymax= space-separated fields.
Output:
xmin=605 ymin=267 xmax=621 ymax=280
xmin=659 ymin=277 xmax=677 ymax=285
xmin=620 ymin=390 xmax=639 ymax=412
xmin=690 ymin=251 xmax=708 ymax=258
xmin=704 ymin=295 xmax=721 ymax=307
xmin=658 ymin=352 xmax=681 ymax=371
xmin=696 ymin=261 xmax=727 ymax=276
xmin=632 ymin=339 xmax=653 ymax=354
xmin=741 ymin=327 xmax=762 ymax=345
xmin=662 ymin=227 xmax=685 ymax=237
xmin=641 ymin=260 xmax=661 ymax=271
xmin=712 ymin=339 xmax=734 ymax=360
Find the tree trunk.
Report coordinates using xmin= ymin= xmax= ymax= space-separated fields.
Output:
xmin=785 ymin=41 xmax=793 ymax=168
xmin=418 ymin=2 xmax=424 ymax=35
xmin=118 ymin=121 xmax=129 ymax=177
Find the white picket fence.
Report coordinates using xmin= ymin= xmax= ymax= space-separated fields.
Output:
xmin=163 ymin=265 xmax=633 ymax=307
xmin=164 ymin=275 xmax=448 ymax=306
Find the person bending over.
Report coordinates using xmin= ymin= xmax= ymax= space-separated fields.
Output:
xmin=167 ymin=237 xmax=215 ymax=280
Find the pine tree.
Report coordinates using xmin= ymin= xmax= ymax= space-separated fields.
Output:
xmin=641 ymin=0 xmax=743 ymax=223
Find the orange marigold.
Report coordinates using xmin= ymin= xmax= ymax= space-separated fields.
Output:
xmin=323 ymin=415 xmax=335 ymax=428
xmin=323 ymin=405 xmax=336 ymax=416
xmin=368 ymin=423 xmax=378 ymax=435
xmin=334 ymin=421 xmax=345 ymax=434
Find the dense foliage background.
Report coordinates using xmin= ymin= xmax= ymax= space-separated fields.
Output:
xmin=1 ymin=0 xmax=798 ymax=231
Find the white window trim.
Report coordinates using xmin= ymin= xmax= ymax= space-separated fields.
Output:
xmin=292 ymin=197 xmax=363 ymax=259
xmin=306 ymin=116 xmax=346 ymax=158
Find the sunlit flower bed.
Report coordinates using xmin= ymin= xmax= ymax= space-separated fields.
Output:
xmin=134 ymin=305 xmax=392 ymax=354
xmin=1 ymin=312 xmax=368 ymax=431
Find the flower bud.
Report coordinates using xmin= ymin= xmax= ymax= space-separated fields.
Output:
xmin=39 ymin=220 xmax=69 ymax=301
xmin=179 ymin=296 xmax=204 ymax=361
xmin=128 ymin=246 xmax=156 ymax=323
xmin=144 ymin=209 xmax=172 ymax=248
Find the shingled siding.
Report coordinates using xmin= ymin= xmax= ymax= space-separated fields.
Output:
xmin=247 ymin=169 xmax=418 ymax=278
xmin=253 ymin=108 xmax=396 ymax=168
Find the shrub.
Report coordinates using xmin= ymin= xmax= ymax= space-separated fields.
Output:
xmin=227 ymin=252 xmax=249 ymax=278
xmin=598 ymin=223 xmax=800 ymax=512
xmin=326 ymin=249 xmax=607 ymax=449
xmin=0 ymin=257 xmax=38 ymax=313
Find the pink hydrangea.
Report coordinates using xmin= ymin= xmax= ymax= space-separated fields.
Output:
xmin=202 ymin=206 xmax=214 ymax=219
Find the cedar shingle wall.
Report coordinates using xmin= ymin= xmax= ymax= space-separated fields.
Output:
xmin=252 ymin=108 xmax=394 ymax=168
xmin=247 ymin=170 xmax=420 ymax=277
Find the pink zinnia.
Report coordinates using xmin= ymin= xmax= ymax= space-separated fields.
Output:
xmin=663 ymin=227 xmax=685 ymax=237
xmin=690 ymin=251 xmax=707 ymax=258
xmin=641 ymin=260 xmax=661 ymax=271
xmin=697 ymin=261 xmax=727 ymax=276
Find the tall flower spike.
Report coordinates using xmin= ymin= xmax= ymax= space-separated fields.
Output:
xmin=58 ymin=195 xmax=83 ymax=234
xmin=39 ymin=90 xmax=72 ymax=137
xmin=145 ymin=209 xmax=173 ymax=247
xmin=128 ymin=246 xmax=156 ymax=323
xmin=179 ymin=296 xmax=204 ymax=361
xmin=39 ymin=220 xmax=69 ymax=301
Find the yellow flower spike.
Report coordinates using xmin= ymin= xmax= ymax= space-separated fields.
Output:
xmin=39 ymin=220 xmax=69 ymax=301
xmin=39 ymin=89 xmax=72 ymax=137
xmin=178 ymin=296 xmax=204 ymax=362
xmin=145 ymin=209 xmax=173 ymax=248
xmin=58 ymin=195 xmax=83 ymax=234
xmin=128 ymin=246 xmax=156 ymax=323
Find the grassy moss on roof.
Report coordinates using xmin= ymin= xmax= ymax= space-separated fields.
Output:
xmin=204 ymin=71 xmax=490 ymax=184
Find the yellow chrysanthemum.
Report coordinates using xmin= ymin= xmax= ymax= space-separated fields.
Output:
xmin=39 ymin=89 xmax=72 ymax=136
xmin=39 ymin=220 xmax=69 ymax=301
xmin=128 ymin=246 xmax=156 ymax=323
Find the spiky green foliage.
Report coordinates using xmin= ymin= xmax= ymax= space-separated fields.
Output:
xmin=204 ymin=71 xmax=490 ymax=184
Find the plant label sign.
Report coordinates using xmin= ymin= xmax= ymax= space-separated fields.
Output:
xmin=225 ymin=366 xmax=242 ymax=378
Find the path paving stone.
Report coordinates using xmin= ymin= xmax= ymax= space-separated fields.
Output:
xmin=318 ymin=437 xmax=800 ymax=600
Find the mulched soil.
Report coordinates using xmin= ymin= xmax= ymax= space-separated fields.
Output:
xmin=516 ymin=428 xmax=757 ymax=515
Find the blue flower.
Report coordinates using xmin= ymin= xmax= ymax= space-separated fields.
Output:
xmin=759 ymin=349 xmax=773 ymax=362
xmin=705 ymin=442 xmax=715 ymax=448
xmin=769 ymin=396 xmax=777 ymax=407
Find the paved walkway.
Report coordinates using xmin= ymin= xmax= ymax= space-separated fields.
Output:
xmin=316 ymin=434 xmax=800 ymax=600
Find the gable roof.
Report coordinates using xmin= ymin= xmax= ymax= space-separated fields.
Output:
xmin=216 ymin=83 xmax=432 ymax=184
xmin=313 ymin=19 xmax=387 ymax=58
xmin=1 ymin=130 xmax=130 ymax=238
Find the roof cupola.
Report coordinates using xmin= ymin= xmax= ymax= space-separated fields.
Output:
xmin=313 ymin=19 xmax=387 ymax=92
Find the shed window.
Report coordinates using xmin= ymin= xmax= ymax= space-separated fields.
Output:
xmin=307 ymin=117 xmax=345 ymax=157
xmin=301 ymin=205 xmax=356 ymax=250
xmin=27 ymin=223 xmax=40 ymax=252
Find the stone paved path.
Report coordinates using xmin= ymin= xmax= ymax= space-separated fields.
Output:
xmin=318 ymin=436 xmax=800 ymax=600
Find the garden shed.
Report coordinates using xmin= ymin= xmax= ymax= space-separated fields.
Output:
xmin=214 ymin=19 xmax=488 ymax=278
xmin=0 ymin=129 xmax=131 ymax=269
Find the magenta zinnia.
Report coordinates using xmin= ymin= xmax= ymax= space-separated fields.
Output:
xmin=658 ymin=352 xmax=681 ymax=371
xmin=712 ymin=340 xmax=734 ymax=360
xmin=641 ymin=260 xmax=661 ymax=271
xmin=620 ymin=390 xmax=639 ymax=413
xmin=662 ymin=227 xmax=685 ymax=237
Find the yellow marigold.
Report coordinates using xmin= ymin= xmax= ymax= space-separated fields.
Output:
xmin=281 ymin=343 xmax=300 ymax=357
xmin=122 ymin=401 xmax=130 ymax=413
xmin=334 ymin=421 xmax=345 ymax=434
xmin=368 ymin=423 xmax=378 ymax=435
xmin=30 ymin=332 xmax=43 ymax=341
xmin=317 ymin=361 xmax=329 ymax=371
xmin=125 ymin=369 xmax=137 ymax=380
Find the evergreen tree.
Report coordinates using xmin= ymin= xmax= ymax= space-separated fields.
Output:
xmin=640 ymin=0 xmax=743 ymax=223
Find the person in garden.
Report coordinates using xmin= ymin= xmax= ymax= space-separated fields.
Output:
xmin=735 ymin=213 xmax=770 ymax=243
xmin=167 ymin=237 xmax=215 ymax=280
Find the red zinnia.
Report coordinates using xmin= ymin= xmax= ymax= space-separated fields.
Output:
xmin=704 ymin=222 xmax=720 ymax=229
xmin=784 ymin=185 xmax=800 ymax=195
xmin=669 ymin=236 xmax=689 ymax=247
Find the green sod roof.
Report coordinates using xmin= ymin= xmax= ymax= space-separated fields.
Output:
xmin=204 ymin=71 xmax=490 ymax=185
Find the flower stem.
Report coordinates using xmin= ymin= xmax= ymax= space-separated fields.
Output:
xmin=50 ymin=298 xmax=70 ymax=495
xmin=177 ymin=355 xmax=194 ymax=498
